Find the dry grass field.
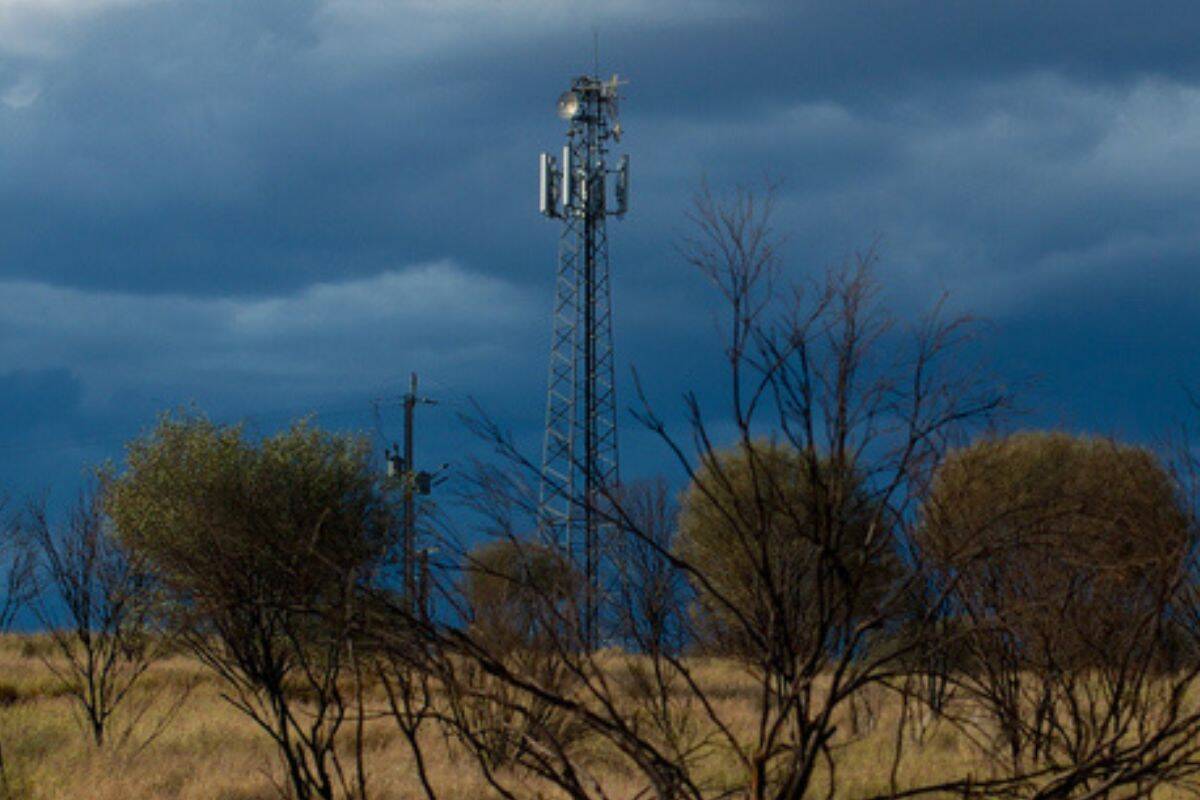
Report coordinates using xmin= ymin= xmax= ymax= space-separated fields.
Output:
xmin=0 ymin=633 xmax=1186 ymax=800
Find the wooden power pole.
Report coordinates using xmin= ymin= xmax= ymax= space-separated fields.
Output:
xmin=386 ymin=372 xmax=436 ymax=614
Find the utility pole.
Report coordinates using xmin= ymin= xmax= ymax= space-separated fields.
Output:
xmin=385 ymin=372 xmax=437 ymax=614
xmin=403 ymin=374 xmax=417 ymax=611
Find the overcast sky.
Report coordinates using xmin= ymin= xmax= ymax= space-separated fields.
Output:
xmin=0 ymin=0 xmax=1198 ymax=497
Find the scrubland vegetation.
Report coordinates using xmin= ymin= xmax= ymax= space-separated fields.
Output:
xmin=11 ymin=185 xmax=1200 ymax=799
xmin=0 ymin=636 xmax=1193 ymax=800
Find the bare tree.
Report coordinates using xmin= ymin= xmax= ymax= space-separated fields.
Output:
xmin=373 ymin=642 xmax=439 ymax=800
xmin=338 ymin=182 xmax=1200 ymax=800
xmin=0 ymin=499 xmax=31 ymax=633
xmin=363 ymin=182 xmax=1006 ymax=800
xmin=25 ymin=483 xmax=182 ymax=750
xmin=618 ymin=184 xmax=1005 ymax=799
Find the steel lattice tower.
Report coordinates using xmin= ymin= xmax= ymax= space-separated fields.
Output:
xmin=537 ymin=75 xmax=629 ymax=646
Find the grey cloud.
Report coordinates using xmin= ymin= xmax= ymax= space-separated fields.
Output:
xmin=2 ymin=0 xmax=1189 ymax=303
xmin=0 ymin=261 xmax=539 ymax=412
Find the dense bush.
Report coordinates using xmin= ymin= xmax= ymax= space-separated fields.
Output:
xmin=676 ymin=441 xmax=899 ymax=656
xmin=919 ymin=431 xmax=1193 ymax=668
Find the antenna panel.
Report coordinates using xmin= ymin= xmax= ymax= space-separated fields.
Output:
xmin=615 ymin=154 xmax=629 ymax=217
xmin=562 ymin=144 xmax=573 ymax=212
xmin=539 ymin=153 xmax=559 ymax=217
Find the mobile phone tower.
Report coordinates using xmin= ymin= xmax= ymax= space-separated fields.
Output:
xmin=537 ymin=74 xmax=629 ymax=647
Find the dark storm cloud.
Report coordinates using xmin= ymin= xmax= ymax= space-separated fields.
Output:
xmin=0 ymin=0 xmax=1196 ymax=494
xmin=2 ymin=0 xmax=1194 ymax=294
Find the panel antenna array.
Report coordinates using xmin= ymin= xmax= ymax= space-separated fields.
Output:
xmin=537 ymin=74 xmax=629 ymax=646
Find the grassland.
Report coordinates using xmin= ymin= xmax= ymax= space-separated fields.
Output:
xmin=0 ymin=634 xmax=1182 ymax=800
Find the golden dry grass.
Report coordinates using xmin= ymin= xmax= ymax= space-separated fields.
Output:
xmin=0 ymin=635 xmax=1187 ymax=799
xmin=0 ymin=635 xmax=491 ymax=800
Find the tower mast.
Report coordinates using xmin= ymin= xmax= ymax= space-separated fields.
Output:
xmin=537 ymin=74 xmax=629 ymax=647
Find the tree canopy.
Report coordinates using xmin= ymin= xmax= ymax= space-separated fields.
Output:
xmin=676 ymin=439 xmax=897 ymax=656
xmin=106 ymin=413 xmax=394 ymax=619
xmin=919 ymin=431 xmax=1193 ymax=666
xmin=463 ymin=538 xmax=578 ymax=654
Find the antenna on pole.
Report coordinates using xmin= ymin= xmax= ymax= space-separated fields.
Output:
xmin=536 ymin=74 xmax=629 ymax=650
